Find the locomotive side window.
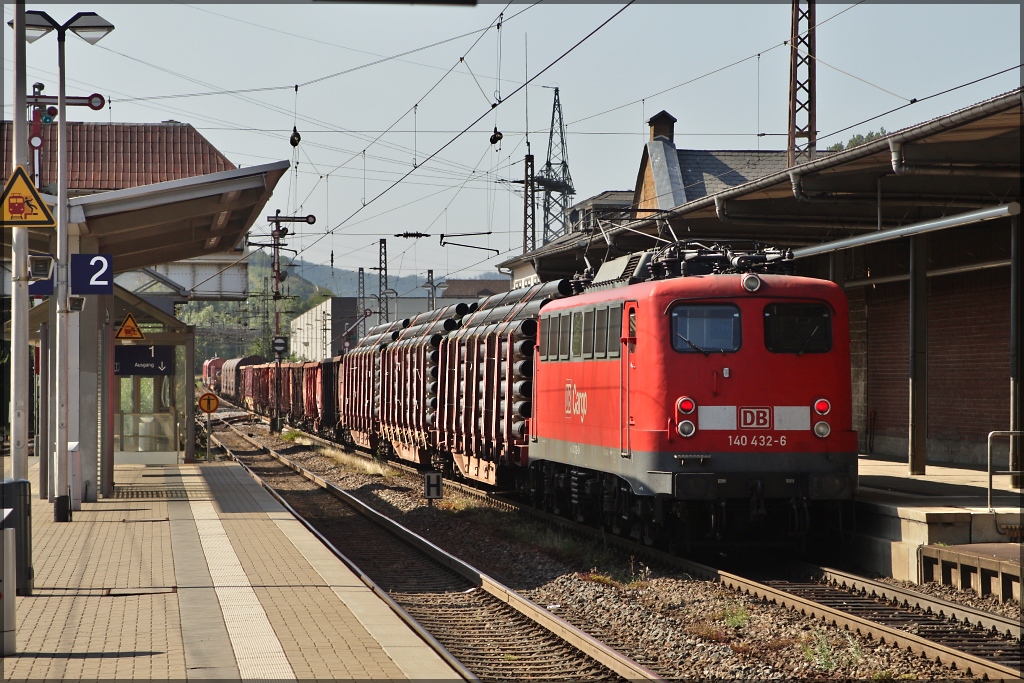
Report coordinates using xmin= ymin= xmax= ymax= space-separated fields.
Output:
xmin=764 ymin=303 xmax=832 ymax=354
xmin=595 ymin=308 xmax=608 ymax=358
xmin=582 ymin=310 xmax=595 ymax=358
xmin=571 ymin=312 xmax=584 ymax=357
xmin=558 ymin=313 xmax=571 ymax=360
xmin=608 ymin=306 xmax=622 ymax=359
xmin=542 ymin=315 xmax=558 ymax=361
xmin=538 ymin=315 xmax=549 ymax=360
xmin=670 ymin=305 xmax=741 ymax=354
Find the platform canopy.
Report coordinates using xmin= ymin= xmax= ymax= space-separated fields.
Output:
xmin=502 ymin=89 xmax=1022 ymax=280
xmin=5 ymin=159 xmax=288 ymax=273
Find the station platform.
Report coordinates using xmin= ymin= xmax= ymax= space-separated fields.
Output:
xmin=2 ymin=457 xmax=463 ymax=680
xmin=853 ymin=453 xmax=1022 ymax=598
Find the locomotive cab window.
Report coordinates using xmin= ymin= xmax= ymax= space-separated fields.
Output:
xmin=764 ymin=303 xmax=832 ymax=354
xmin=571 ymin=311 xmax=584 ymax=357
xmin=594 ymin=308 xmax=608 ymax=358
xmin=539 ymin=315 xmax=552 ymax=360
xmin=608 ymin=305 xmax=622 ymax=359
xmin=558 ymin=313 xmax=571 ymax=360
xmin=671 ymin=304 xmax=741 ymax=354
xmin=582 ymin=310 xmax=595 ymax=358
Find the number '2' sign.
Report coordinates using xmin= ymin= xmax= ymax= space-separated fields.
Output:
xmin=70 ymin=254 xmax=114 ymax=295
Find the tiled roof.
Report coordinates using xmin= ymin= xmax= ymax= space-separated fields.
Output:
xmin=570 ymin=190 xmax=634 ymax=209
xmin=1 ymin=121 xmax=235 ymax=194
xmin=676 ymin=150 xmax=789 ymax=200
xmin=440 ymin=278 xmax=510 ymax=298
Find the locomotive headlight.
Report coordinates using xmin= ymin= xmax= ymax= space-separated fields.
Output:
xmin=813 ymin=421 xmax=831 ymax=438
xmin=676 ymin=396 xmax=696 ymax=414
xmin=814 ymin=398 xmax=831 ymax=415
xmin=677 ymin=420 xmax=696 ymax=438
xmin=741 ymin=273 xmax=761 ymax=292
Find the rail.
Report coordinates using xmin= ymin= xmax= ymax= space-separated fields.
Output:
xmin=986 ymin=430 xmax=1023 ymax=510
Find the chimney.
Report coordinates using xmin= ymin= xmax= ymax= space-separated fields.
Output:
xmin=648 ymin=110 xmax=677 ymax=143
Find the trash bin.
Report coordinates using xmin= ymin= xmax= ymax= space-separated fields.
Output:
xmin=0 ymin=480 xmax=33 ymax=596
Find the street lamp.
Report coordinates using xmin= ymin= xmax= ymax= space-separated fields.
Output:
xmin=14 ymin=9 xmax=114 ymax=522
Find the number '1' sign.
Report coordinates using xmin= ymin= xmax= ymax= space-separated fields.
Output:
xmin=70 ymin=254 xmax=114 ymax=295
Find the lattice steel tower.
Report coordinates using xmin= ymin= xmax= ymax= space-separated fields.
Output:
xmin=787 ymin=0 xmax=817 ymax=166
xmin=536 ymin=87 xmax=574 ymax=245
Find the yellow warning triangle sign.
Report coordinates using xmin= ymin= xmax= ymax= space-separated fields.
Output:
xmin=115 ymin=313 xmax=146 ymax=340
xmin=1 ymin=165 xmax=56 ymax=228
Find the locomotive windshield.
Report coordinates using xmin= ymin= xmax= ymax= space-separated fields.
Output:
xmin=670 ymin=305 xmax=741 ymax=354
xmin=763 ymin=303 xmax=832 ymax=354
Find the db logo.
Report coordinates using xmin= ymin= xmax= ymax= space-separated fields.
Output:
xmin=740 ymin=407 xmax=771 ymax=429
xmin=564 ymin=379 xmax=588 ymax=423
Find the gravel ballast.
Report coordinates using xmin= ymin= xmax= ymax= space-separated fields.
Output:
xmin=228 ymin=423 xmax=999 ymax=681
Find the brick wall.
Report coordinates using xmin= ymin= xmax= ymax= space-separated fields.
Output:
xmin=864 ymin=268 xmax=1011 ymax=461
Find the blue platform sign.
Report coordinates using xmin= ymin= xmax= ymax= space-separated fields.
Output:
xmin=70 ymin=253 xmax=113 ymax=295
xmin=115 ymin=345 xmax=174 ymax=376
xmin=29 ymin=272 xmax=54 ymax=296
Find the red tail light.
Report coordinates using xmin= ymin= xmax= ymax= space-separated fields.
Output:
xmin=814 ymin=399 xmax=831 ymax=415
xmin=676 ymin=396 xmax=696 ymax=414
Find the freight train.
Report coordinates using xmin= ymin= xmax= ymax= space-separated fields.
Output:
xmin=211 ymin=242 xmax=858 ymax=546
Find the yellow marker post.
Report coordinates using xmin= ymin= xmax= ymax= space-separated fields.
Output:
xmin=198 ymin=393 xmax=220 ymax=460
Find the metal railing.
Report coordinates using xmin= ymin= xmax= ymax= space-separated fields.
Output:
xmin=986 ymin=430 xmax=1022 ymax=510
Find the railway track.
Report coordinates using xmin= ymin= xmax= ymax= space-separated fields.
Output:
xmin=206 ymin=401 xmax=1021 ymax=680
xmin=210 ymin=421 xmax=660 ymax=683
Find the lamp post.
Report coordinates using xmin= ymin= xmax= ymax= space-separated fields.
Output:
xmin=18 ymin=10 xmax=114 ymax=521
xmin=7 ymin=3 xmax=29 ymax=484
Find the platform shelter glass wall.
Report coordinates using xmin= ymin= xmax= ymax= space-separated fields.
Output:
xmin=114 ymin=345 xmax=186 ymax=465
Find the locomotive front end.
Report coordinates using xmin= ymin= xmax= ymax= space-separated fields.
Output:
xmin=531 ymin=243 xmax=858 ymax=547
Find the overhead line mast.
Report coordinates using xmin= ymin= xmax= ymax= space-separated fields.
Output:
xmin=536 ymin=87 xmax=575 ymax=244
xmin=787 ymin=0 xmax=817 ymax=166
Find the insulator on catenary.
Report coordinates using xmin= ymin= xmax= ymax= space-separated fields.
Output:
xmin=513 ymin=359 xmax=533 ymax=378
xmin=513 ymin=380 xmax=532 ymax=398
xmin=513 ymin=338 xmax=534 ymax=358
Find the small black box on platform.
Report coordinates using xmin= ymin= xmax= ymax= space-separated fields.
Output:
xmin=0 ymin=479 xmax=34 ymax=596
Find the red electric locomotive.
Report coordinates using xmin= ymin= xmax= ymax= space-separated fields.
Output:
xmin=528 ymin=243 xmax=857 ymax=545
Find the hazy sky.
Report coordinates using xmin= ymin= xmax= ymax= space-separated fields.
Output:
xmin=4 ymin=2 xmax=1020 ymax=291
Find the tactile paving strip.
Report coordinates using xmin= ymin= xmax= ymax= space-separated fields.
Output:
xmin=188 ymin=498 xmax=296 ymax=680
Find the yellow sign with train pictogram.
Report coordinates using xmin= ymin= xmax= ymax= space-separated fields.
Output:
xmin=1 ymin=165 xmax=56 ymax=228
xmin=115 ymin=313 xmax=146 ymax=340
